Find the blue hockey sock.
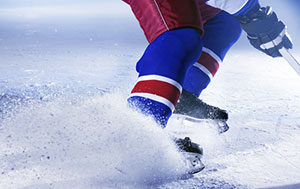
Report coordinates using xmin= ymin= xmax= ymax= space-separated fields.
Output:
xmin=183 ymin=11 xmax=242 ymax=96
xmin=128 ymin=28 xmax=203 ymax=127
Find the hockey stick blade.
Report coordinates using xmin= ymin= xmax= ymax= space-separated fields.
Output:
xmin=279 ymin=48 xmax=300 ymax=77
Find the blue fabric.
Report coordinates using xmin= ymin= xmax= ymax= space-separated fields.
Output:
xmin=136 ymin=28 xmax=203 ymax=84
xmin=128 ymin=96 xmax=172 ymax=127
xmin=203 ymin=11 xmax=242 ymax=61
xmin=183 ymin=11 xmax=242 ymax=96
xmin=129 ymin=28 xmax=203 ymax=127
xmin=233 ymin=0 xmax=259 ymax=16
xmin=183 ymin=67 xmax=211 ymax=97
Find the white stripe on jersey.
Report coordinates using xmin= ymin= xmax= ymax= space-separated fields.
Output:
xmin=206 ymin=0 xmax=249 ymax=15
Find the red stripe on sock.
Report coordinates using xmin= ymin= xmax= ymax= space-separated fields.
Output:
xmin=197 ymin=52 xmax=219 ymax=76
xmin=131 ymin=80 xmax=180 ymax=107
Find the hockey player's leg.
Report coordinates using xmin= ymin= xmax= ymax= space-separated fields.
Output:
xmin=175 ymin=11 xmax=242 ymax=122
xmin=128 ymin=28 xmax=203 ymax=127
xmin=125 ymin=0 xmax=207 ymax=173
xmin=184 ymin=11 xmax=242 ymax=96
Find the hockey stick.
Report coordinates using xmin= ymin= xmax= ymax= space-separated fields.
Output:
xmin=279 ymin=48 xmax=300 ymax=76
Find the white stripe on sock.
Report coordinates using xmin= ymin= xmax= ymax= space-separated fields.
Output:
xmin=193 ymin=63 xmax=213 ymax=79
xmin=202 ymin=47 xmax=222 ymax=64
xmin=129 ymin=92 xmax=175 ymax=111
xmin=137 ymin=75 xmax=182 ymax=92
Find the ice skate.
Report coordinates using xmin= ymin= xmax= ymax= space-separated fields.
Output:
xmin=175 ymin=137 xmax=205 ymax=174
xmin=173 ymin=90 xmax=229 ymax=133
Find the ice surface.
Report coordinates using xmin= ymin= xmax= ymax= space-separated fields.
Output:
xmin=0 ymin=92 xmax=189 ymax=188
xmin=1 ymin=1 xmax=300 ymax=188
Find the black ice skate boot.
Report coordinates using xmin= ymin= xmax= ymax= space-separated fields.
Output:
xmin=175 ymin=137 xmax=205 ymax=174
xmin=173 ymin=90 xmax=229 ymax=133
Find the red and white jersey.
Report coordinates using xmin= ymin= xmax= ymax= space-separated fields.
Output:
xmin=206 ymin=0 xmax=258 ymax=15
xmin=123 ymin=0 xmax=221 ymax=43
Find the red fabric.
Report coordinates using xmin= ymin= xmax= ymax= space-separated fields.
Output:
xmin=123 ymin=0 xmax=221 ymax=43
xmin=197 ymin=52 xmax=219 ymax=76
xmin=197 ymin=0 xmax=221 ymax=24
xmin=131 ymin=80 xmax=181 ymax=107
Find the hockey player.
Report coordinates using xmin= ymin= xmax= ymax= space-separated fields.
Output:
xmin=123 ymin=0 xmax=293 ymax=166
xmin=124 ymin=0 xmax=292 ymax=127
xmin=174 ymin=0 xmax=293 ymax=123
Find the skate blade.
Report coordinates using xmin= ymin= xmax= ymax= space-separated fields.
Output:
xmin=172 ymin=114 xmax=229 ymax=134
xmin=182 ymin=152 xmax=205 ymax=174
